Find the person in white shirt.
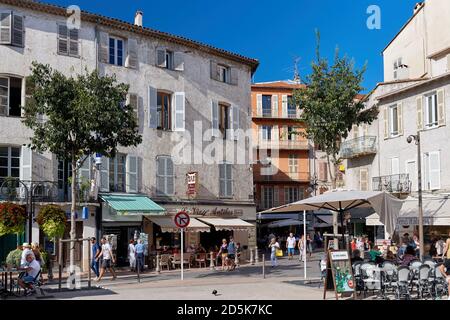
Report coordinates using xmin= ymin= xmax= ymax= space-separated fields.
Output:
xmin=268 ymin=238 xmax=280 ymax=267
xmin=96 ymin=237 xmax=117 ymax=282
xmin=286 ymin=233 xmax=296 ymax=260
xmin=128 ymin=239 xmax=136 ymax=272
xmin=18 ymin=252 xmax=41 ymax=296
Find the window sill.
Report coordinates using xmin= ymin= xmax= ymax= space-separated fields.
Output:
xmin=57 ymin=52 xmax=80 ymax=59
xmin=423 ymin=124 xmax=442 ymax=131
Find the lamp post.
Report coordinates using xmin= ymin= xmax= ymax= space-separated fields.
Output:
xmin=407 ymin=132 xmax=424 ymax=260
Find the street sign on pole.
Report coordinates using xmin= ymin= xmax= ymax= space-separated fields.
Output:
xmin=174 ymin=211 xmax=190 ymax=280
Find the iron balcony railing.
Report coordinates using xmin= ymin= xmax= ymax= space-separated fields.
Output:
xmin=339 ymin=136 xmax=377 ymax=159
xmin=372 ymin=174 xmax=411 ymax=193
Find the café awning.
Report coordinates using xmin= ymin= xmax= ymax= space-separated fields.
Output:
xmin=147 ymin=217 xmax=210 ymax=233
xmin=197 ymin=218 xmax=254 ymax=231
xmin=266 ymin=219 xmax=309 ymax=228
xmin=398 ymin=195 xmax=450 ymax=226
xmin=100 ymin=194 xmax=165 ymax=215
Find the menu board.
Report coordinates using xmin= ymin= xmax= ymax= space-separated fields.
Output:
xmin=328 ymin=250 xmax=355 ymax=296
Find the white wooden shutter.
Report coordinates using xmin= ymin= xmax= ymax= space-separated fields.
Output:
xmin=219 ymin=164 xmax=226 ymax=197
xmin=156 ymin=47 xmax=166 ymax=67
xmin=174 ymin=92 xmax=185 ymax=131
xmin=226 ymin=164 xmax=232 ymax=197
xmin=79 ymin=155 xmax=91 ymax=184
xmin=273 ymin=186 xmax=279 ymax=207
xmin=271 ymin=95 xmax=278 ymax=117
xmin=148 ymin=86 xmax=157 ymax=128
xmin=437 ymin=89 xmax=445 ymax=126
xmin=230 ymin=68 xmax=238 ymax=85
xmin=57 ymin=24 xmax=68 ymax=55
xmin=397 ymin=102 xmax=403 ymax=135
xmin=359 ymin=169 xmax=368 ymax=191
xmin=126 ymin=38 xmax=138 ymax=69
xmin=232 ymin=105 xmax=239 ymax=140
xmin=383 ymin=106 xmax=389 ymax=139
xmin=256 ymin=94 xmax=262 ymax=117
xmin=11 ymin=14 xmax=23 ymax=47
xmin=0 ymin=77 xmax=8 ymax=116
xmin=156 ymin=157 xmax=165 ymax=195
xmin=126 ymin=155 xmax=138 ymax=193
xmin=282 ymin=95 xmax=288 ymax=118
xmin=166 ymin=157 xmax=174 ymax=195
xmin=390 ymin=157 xmax=399 ymax=175
xmin=99 ymin=157 xmax=109 ymax=192
xmin=416 ymin=96 xmax=423 ymax=130
xmin=211 ymin=100 xmax=219 ymax=137
xmin=98 ymin=31 xmax=109 ymax=63
xmin=20 ymin=145 xmax=32 ymax=183
xmin=429 ymin=151 xmax=440 ymax=190
xmin=210 ymin=60 xmax=218 ymax=80
xmin=0 ymin=11 xmax=11 ymax=44
xmin=174 ymin=52 xmax=184 ymax=71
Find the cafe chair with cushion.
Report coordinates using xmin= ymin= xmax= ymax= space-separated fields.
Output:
xmin=414 ymin=265 xmax=432 ymax=299
xmin=159 ymin=254 xmax=171 ymax=271
xmin=195 ymin=253 xmax=207 ymax=268
xmin=393 ymin=266 xmax=412 ymax=300
xmin=171 ymin=254 xmax=182 ymax=269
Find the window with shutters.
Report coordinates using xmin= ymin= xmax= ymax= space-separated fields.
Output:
xmin=217 ymin=64 xmax=229 ymax=83
xmin=262 ymin=95 xmax=272 ymax=117
xmin=0 ymin=76 xmax=22 ymax=117
xmin=0 ymin=146 xmax=20 ymax=186
xmin=219 ymin=103 xmax=230 ymax=138
xmin=57 ymin=24 xmax=79 ymax=57
xmin=288 ymin=154 xmax=298 ymax=173
xmin=0 ymin=12 xmax=24 ymax=47
xmin=157 ymin=91 xmax=171 ymax=131
xmin=393 ymin=57 xmax=402 ymax=79
xmin=262 ymin=186 xmax=274 ymax=209
xmin=164 ymin=50 xmax=174 ymax=69
xmin=424 ymin=92 xmax=438 ymax=128
xmin=423 ymin=151 xmax=440 ymax=190
xmin=128 ymin=93 xmax=138 ymax=121
xmin=109 ymin=36 xmax=124 ymax=66
xmin=285 ymin=186 xmax=300 ymax=204
xmin=389 ymin=104 xmax=399 ymax=137
xmin=359 ymin=168 xmax=369 ymax=191
xmin=287 ymin=96 xmax=296 ymax=118
xmin=261 ymin=125 xmax=272 ymax=140
xmin=109 ymin=153 xmax=126 ymax=192
xmin=219 ymin=162 xmax=233 ymax=198
xmin=156 ymin=156 xmax=174 ymax=196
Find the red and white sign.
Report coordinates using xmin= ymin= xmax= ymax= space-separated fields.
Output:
xmin=174 ymin=211 xmax=190 ymax=228
xmin=186 ymin=172 xmax=197 ymax=196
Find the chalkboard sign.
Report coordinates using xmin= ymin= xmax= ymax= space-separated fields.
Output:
xmin=323 ymin=250 xmax=356 ymax=300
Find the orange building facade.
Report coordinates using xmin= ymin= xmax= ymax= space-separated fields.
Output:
xmin=251 ymin=81 xmax=311 ymax=212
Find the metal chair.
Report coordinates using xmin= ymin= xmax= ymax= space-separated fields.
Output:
xmin=423 ymin=259 xmax=436 ymax=269
xmin=195 ymin=253 xmax=207 ymax=268
xmin=414 ymin=265 xmax=432 ymax=299
xmin=393 ymin=266 xmax=412 ymax=300
xmin=430 ymin=263 xmax=447 ymax=299
xmin=352 ymin=261 xmax=364 ymax=294
xmin=381 ymin=261 xmax=397 ymax=296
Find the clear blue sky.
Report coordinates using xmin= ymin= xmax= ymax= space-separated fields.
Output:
xmin=47 ymin=0 xmax=420 ymax=92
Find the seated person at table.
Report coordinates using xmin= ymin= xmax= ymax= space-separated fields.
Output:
xmin=351 ymin=249 xmax=364 ymax=264
xmin=196 ymin=244 xmax=206 ymax=253
xmin=369 ymin=246 xmax=383 ymax=263
xmin=20 ymin=243 xmax=34 ymax=267
xmin=384 ymin=250 xmax=396 ymax=263
xmin=18 ymin=253 xmax=41 ymax=296
xmin=400 ymin=246 xmax=417 ymax=267
xmin=439 ymin=257 xmax=450 ymax=300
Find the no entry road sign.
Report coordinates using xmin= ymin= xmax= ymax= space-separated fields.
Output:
xmin=174 ymin=211 xmax=190 ymax=228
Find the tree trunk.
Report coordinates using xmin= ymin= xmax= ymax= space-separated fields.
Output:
xmin=326 ymin=154 xmax=339 ymax=248
xmin=70 ymin=156 xmax=76 ymax=274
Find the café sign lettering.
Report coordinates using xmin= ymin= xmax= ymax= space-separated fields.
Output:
xmin=169 ymin=207 xmax=243 ymax=217
xmin=397 ymin=217 xmax=433 ymax=225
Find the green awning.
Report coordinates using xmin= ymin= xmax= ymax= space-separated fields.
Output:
xmin=100 ymin=194 xmax=165 ymax=215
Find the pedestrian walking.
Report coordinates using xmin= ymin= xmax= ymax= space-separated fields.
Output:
xmin=269 ymin=238 xmax=280 ymax=267
xmin=128 ymin=239 xmax=136 ymax=272
xmin=96 ymin=237 xmax=117 ymax=282
xmin=135 ymin=239 xmax=145 ymax=272
xmin=218 ymin=239 xmax=228 ymax=271
xmin=438 ymin=255 xmax=450 ymax=300
xmin=298 ymin=235 xmax=305 ymax=262
xmin=306 ymin=234 xmax=313 ymax=257
xmin=286 ymin=233 xmax=296 ymax=260
xmin=227 ymin=237 xmax=236 ymax=271
xmin=443 ymin=232 xmax=450 ymax=261
xmin=90 ymin=237 xmax=101 ymax=280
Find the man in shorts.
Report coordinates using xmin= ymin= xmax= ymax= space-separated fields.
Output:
xmin=18 ymin=252 xmax=41 ymax=296
xmin=227 ymin=237 xmax=236 ymax=271
xmin=96 ymin=237 xmax=117 ymax=281
xmin=286 ymin=233 xmax=296 ymax=260
xmin=439 ymin=257 xmax=450 ymax=300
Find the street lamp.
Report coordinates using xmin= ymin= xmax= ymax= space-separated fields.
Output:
xmin=407 ymin=132 xmax=424 ymax=260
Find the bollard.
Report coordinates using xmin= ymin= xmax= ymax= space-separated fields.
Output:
xmin=156 ymin=254 xmax=161 ymax=274
xmin=262 ymin=254 xmax=265 ymax=279
xmin=255 ymin=247 xmax=259 ymax=264
xmin=209 ymin=252 xmax=215 ymax=270
xmin=250 ymin=248 xmax=254 ymax=265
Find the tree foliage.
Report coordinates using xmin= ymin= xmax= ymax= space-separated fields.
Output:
xmin=292 ymin=32 xmax=378 ymax=184
xmin=23 ymin=62 xmax=142 ymax=162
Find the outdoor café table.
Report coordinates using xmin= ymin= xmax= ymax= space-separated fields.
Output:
xmin=0 ymin=268 xmax=20 ymax=297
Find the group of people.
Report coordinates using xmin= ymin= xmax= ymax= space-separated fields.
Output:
xmin=127 ymin=239 xmax=146 ymax=272
xmin=268 ymin=233 xmax=314 ymax=268
xmin=17 ymin=242 xmax=43 ymax=296
xmin=90 ymin=237 xmax=117 ymax=282
xmin=217 ymin=237 xmax=239 ymax=271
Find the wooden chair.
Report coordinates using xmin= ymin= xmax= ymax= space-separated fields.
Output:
xmin=183 ymin=253 xmax=192 ymax=269
xmin=159 ymin=254 xmax=171 ymax=271
xmin=195 ymin=253 xmax=207 ymax=268
xmin=171 ymin=254 xmax=182 ymax=269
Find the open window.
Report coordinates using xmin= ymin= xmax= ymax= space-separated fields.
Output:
xmin=0 ymin=11 xmax=24 ymax=47
xmin=0 ymin=76 xmax=22 ymax=117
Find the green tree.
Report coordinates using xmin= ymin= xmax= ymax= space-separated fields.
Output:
xmin=293 ymin=32 xmax=378 ymax=188
xmin=23 ymin=62 xmax=142 ymax=271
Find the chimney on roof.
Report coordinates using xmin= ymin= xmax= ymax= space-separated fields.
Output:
xmin=134 ymin=11 xmax=143 ymax=27
xmin=413 ymin=2 xmax=423 ymax=14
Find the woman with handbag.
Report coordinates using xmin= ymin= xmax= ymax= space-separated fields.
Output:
xmin=298 ymin=235 xmax=305 ymax=262
xmin=269 ymin=238 xmax=280 ymax=268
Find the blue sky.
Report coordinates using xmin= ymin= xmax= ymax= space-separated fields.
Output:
xmin=48 ymin=0 xmax=420 ymax=92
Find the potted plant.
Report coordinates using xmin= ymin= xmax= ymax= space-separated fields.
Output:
xmin=36 ymin=204 xmax=66 ymax=239
xmin=0 ymin=202 xmax=27 ymax=236
xmin=5 ymin=247 xmax=23 ymax=269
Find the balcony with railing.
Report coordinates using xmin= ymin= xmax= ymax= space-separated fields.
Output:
xmin=339 ymin=136 xmax=377 ymax=159
xmin=372 ymin=174 xmax=411 ymax=194
xmin=253 ymin=164 xmax=310 ymax=183
xmin=255 ymin=139 xmax=309 ymax=150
